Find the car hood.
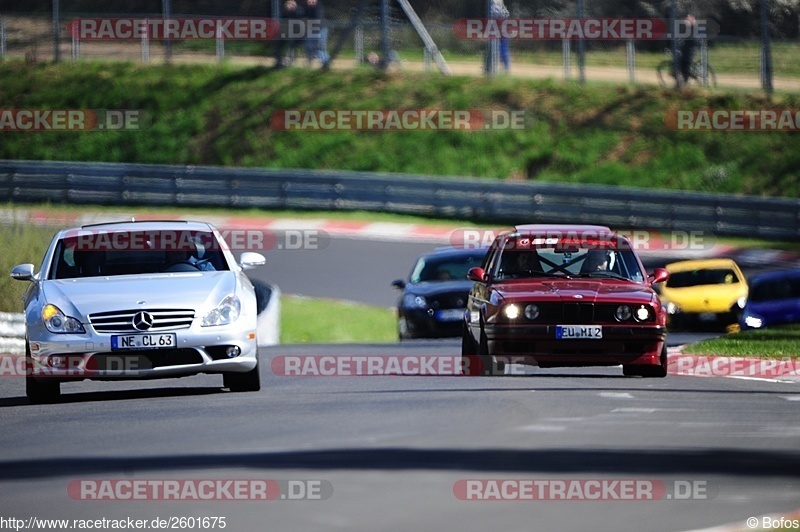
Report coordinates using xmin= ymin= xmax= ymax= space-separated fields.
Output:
xmin=495 ymin=279 xmax=655 ymax=305
xmin=406 ymin=280 xmax=475 ymax=296
xmin=42 ymin=272 xmax=237 ymax=320
xmin=660 ymin=284 xmax=747 ymax=311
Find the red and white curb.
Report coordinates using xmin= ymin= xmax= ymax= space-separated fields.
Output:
xmin=668 ymin=347 xmax=800 ymax=383
xmin=2 ymin=207 xmax=738 ymax=255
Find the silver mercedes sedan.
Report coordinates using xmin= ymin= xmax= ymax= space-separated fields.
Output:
xmin=11 ymin=220 xmax=266 ymax=403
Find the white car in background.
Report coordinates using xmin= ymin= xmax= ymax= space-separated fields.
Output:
xmin=11 ymin=220 xmax=266 ymax=403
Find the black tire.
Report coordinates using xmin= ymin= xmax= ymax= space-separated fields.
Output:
xmin=478 ymin=324 xmax=505 ymax=376
xmin=397 ymin=316 xmax=414 ymax=341
xmin=25 ymin=342 xmax=60 ymax=404
xmin=622 ymin=364 xmax=642 ymax=377
xmin=223 ymin=355 xmax=261 ymax=392
xmin=624 ymin=344 xmax=668 ymax=378
xmin=461 ymin=323 xmax=476 ymax=357
xmin=461 ymin=323 xmax=479 ymax=376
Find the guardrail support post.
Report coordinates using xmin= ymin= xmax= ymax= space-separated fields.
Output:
xmin=216 ymin=20 xmax=225 ymax=62
xmin=70 ymin=19 xmax=80 ymax=62
xmin=52 ymin=0 xmax=60 ymax=63
xmin=626 ymin=40 xmax=635 ymax=83
xmin=562 ymin=39 xmax=570 ymax=79
xmin=0 ymin=17 xmax=6 ymax=60
xmin=141 ymin=19 xmax=150 ymax=63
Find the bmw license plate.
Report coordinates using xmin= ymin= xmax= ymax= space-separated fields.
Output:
xmin=111 ymin=333 xmax=176 ymax=350
xmin=556 ymin=325 xmax=602 ymax=339
xmin=435 ymin=309 xmax=464 ymax=322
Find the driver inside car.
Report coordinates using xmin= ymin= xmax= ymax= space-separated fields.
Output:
xmin=163 ymin=248 xmax=215 ymax=271
xmin=581 ymin=249 xmax=613 ymax=273
xmin=501 ymin=250 xmax=542 ymax=277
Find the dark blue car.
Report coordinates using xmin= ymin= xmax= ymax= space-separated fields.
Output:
xmin=740 ymin=269 xmax=800 ymax=329
xmin=392 ymin=247 xmax=488 ymax=340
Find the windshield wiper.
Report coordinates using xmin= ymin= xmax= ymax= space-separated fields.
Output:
xmin=522 ymin=270 xmax=572 ymax=279
xmin=575 ymin=272 xmax=635 ymax=282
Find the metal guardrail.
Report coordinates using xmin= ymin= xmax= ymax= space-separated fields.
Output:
xmin=1 ymin=159 xmax=799 ymax=240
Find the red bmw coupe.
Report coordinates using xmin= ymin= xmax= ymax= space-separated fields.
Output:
xmin=462 ymin=225 xmax=670 ymax=377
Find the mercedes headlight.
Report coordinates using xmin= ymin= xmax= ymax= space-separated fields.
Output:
xmin=42 ymin=304 xmax=85 ymax=334
xmin=202 ymin=295 xmax=241 ymax=327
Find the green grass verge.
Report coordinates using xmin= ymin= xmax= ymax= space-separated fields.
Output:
xmin=682 ymin=324 xmax=800 ymax=358
xmin=2 ymin=62 xmax=800 ymax=197
xmin=0 ymin=223 xmax=54 ymax=314
xmin=280 ymin=295 xmax=396 ymax=344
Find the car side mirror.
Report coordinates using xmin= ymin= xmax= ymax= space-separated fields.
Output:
xmin=10 ymin=263 xmax=35 ymax=281
xmin=649 ymin=268 xmax=669 ymax=284
xmin=467 ymin=267 xmax=486 ymax=282
xmin=391 ymin=279 xmax=406 ymax=289
xmin=239 ymin=252 xmax=266 ymax=270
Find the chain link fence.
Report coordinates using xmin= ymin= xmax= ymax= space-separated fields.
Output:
xmin=1 ymin=1 xmax=798 ymax=91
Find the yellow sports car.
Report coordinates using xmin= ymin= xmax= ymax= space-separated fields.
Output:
xmin=659 ymin=259 xmax=747 ymax=329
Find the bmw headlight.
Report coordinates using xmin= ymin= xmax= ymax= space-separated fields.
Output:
xmin=615 ymin=305 xmax=632 ymax=322
xmin=504 ymin=304 xmax=521 ymax=320
xmin=403 ymin=294 xmax=428 ymax=310
xmin=42 ymin=304 xmax=85 ymax=334
xmin=202 ymin=295 xmax=241 ymax=327
xmin=524 ymin=304 xmax=540 ymax=320
xmin=634 ymin=305 xmax=651 ymax=322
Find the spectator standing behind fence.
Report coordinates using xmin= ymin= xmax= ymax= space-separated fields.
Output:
xmin=275 ymin=0 xmax=305 ymax=68
xmin=490 ymin=0 xmax=511 ymax=72
xmin=680 ymin=14 xmax=698 ymax=85
xmin=304 ymin=0 xmax=330 ymax=67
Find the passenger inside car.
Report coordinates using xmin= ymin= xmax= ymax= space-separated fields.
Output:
xmin=499 ymin=250 xmax=543 ymax=278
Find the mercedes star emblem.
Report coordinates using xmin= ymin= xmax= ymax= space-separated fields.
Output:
xmin=132 ymin=311 xmax=154 ymax=331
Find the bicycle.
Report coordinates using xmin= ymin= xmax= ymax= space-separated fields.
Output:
xmin=656 ymin=48 xmax=717 ymax=88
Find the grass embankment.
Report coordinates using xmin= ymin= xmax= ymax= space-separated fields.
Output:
xmin=0 ymin=222 xmax=396 ymax=343
xmin=2 ymin=62 xmax=800 ymax=196
xmin=280 ymin=296 xmax=396 ymax=344
xmin=682 ymin=324 xmax=800 ymax=358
